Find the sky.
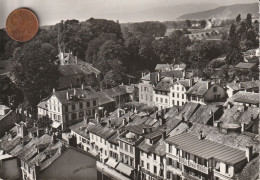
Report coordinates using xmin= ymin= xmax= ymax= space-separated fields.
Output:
xmin=0 ymin=0 xmax=257 ymax=28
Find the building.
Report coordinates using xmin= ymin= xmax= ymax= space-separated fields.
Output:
xmin=0 ymin=154 xmax=21 ymax=180
xmin=0 ymin=105 xmax=20 ymax=138
xmin=154 ymin=77 xmax=174 ymax=110
xmin=172 ymin=63 xmax=186 ymax=71
xmin=170 ymin=79 xmax=193 ymax=107
xmin=155 ymin=64 xmax=173 ymax=72
xmin=139 ymin=71 xmax=184 ymax=107
xmin=226 ymin=80 xmax=260 ymax=98
xmin=234 ymin=62 xmax=258 ymax=71
xmin=224 ymin=91 xmax=259 ymax=108
xmin=57 ymin=51 xmax=101 ymax=90
xmin=165 ymin=133 xmax=249 ymax=180
xmin=186 ymin=81 xmax=226 ymax=105
xmin=37 ymin=86 xmax=99 ymax=131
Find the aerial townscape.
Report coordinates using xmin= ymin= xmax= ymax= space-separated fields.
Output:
xmin=0 ymin=1 xmax=259 ymax=180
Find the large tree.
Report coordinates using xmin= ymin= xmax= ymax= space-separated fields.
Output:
xmin=11 ymin=40 xmax=59 ymax=107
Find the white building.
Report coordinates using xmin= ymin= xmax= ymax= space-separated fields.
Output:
xmin=37 ymin=86 xmax=99 ymax=131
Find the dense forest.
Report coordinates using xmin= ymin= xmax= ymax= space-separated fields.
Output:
xmin=0 ymin=14 xmax=258 ymax=107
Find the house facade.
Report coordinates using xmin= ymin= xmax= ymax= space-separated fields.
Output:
xmin=37 ymin=86 xmax=99 ymax=131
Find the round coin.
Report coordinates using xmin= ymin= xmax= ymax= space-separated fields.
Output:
xmin=6 ymin=8 xmax=39 ymax=42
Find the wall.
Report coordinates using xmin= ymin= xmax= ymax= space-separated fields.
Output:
xmin=153 ymin=91 xmax=170 ymax=110
xmin=170 ymin=83 xmax=187 ymax=107
xmin=204 ymin=83 xmax=226 ymax=102
xmin=139 ymin=80 xmax=154 ymax=107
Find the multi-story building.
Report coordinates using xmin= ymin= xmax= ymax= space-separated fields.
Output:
xmin=165 ymin=133 xmax=249 ymax=180
xmin=226 ymin=80 xmax=260 ymax=98
xmin=154 ymin=77 xmax=174 ymax=110
xmin=170 ymin=79 xmax=193 ymax=107
xmin=186 ymin=81 xmax=226 ymax=105
xmin=37 ymin=86 xmax=99 ymax=131
xmin=57 ymin=51 xmax=101 ymax=90
xmin=139 ymin=70 xmax=184 ymax=107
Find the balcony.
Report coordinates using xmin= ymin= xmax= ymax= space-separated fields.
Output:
xmin=213 ymin=169 xmax=233 ymax=180
xmin=179 ymin=157 xmax=209 ymax=174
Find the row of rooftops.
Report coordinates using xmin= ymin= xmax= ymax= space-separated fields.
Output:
xmin=69 ymin=101 xmax=259 ymax=165
xmin=227 ymin=80 xmax=260 ymax=91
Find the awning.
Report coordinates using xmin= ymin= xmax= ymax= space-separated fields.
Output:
xmin=116 ymin=162 xmax=133 ymax=176
xmin=52 ymin=121 xmax=61 ymax=128
xmin=105 ymin=158 xmax=118 ymax=168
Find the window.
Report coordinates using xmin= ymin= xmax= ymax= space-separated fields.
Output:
xmin=213 ymin=86 xmax=217 ymax=92
xmin=169 ymin=144 xmax=172 ymax=153
xmin=72 ymin=104 xmax=75 ymax=110
xmin=177 ymin=87 xmax=179 ymax=91
xmin=125 ymin=144 xmax=128 ymax=151
xmin=169 ymin=158 xmax=172 ymax=166
xmin=65 ymin=115 xmax=69 ymax=121
xmin=87 ymin=102 xmax=90 ymax=107
xmin=130 ymin=158 xmax=134 ymax=167
xmin=160 ymin=98 xmax=163 ymax=103
xmin=110 ymin=144 xmax=113 ymax=148
xmin=154 ymin=166 xmax=157 ymax=174
xmin=141 ymin=160 xmax=144 ymax=167
xmin=182 ymin=87 xmax=184 ymax=91
xmin=172 ymin=100 xmax=174 ymax=105
xmin=79 ymin=103 xmax=83 ymax=109
xmin=58 ymin=107 xmax=60 ymax=112
xmin=92 ymin=109 xmax=95 ymax=115
xmin=120 ymin=141 xmax=123 ymax=149
xmin=86 ymin=110 xmax=91 ymax=116
xmin=72 ymin=113 xmax=77 ymax=119
xmin=147 ymin=163 xmax=150 ymax=170
xmin=172 ymin=93 xmax=175 ymax=97
xmin=165 ymin=99 xmax=168 ymax=103
xmin=226 ymin=164 xmax=229 ymax=174
xmin=130 ymin=146 xmax=133 ymax=153
xmin=156 ymin=97 xmax=158 ymax=102
xmin=141 ymin=86 xmax=143 ymax=91
xmin=54 ymin=106 xmax=56 ymax=111
xmin=177 ymin=93 xmax=179 ymax=98
xmin=153 ymin=154 xmax=156 ymax=160
xmin=58 ymin=115 xmax=61 ymax=121
xmin=79 ymin=111 xmax=84 ymax=118
xmin=100 ymin=137 xmax=102 ymax=143
xmin=53 ymin=114 xmax=56 ymax=120
xmin=64 ymin=105 xmax=68 ymax=112
xmin=110 ymin=151 xmax=113 ymax=157
xmin=93 ymin=100 xmax=96 ymax=106
xmin=182 ymin=94 xmax=184 ymax=99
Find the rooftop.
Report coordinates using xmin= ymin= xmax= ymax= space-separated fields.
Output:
xmin=229 ymin=92 xmax=259 ymax=105
xmin=235 ymin=62 xmax=256 ymax=69
xmin=155 ymin=64 xmax=172 ymax=71
xmin=154 ymin=77 xmax=175 ymax=92
xmin=186 ymin=81 xmax=210 ymax=96
xmin=165 ymin=133 xmax=246 ymax=165
xmin=227 ymin=80 xmax=260 ymax=91
xmin=189 ymin=104 xmax=220 ymax=124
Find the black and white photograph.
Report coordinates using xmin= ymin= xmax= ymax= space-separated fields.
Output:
xmin=0 ymin=0 xmax=259 ymax=179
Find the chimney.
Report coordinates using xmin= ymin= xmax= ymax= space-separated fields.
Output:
xmin=206 ymin=81 xmax=211 ymax=89
xmin=246 ymin=145 xmax=253 ymax=162
xmin=241 ymin=122 xmax=245 ymax=132
xmin=123 ymin=118 xmax=127 ymax=126
xmin=66 ymin=92 xmax=69 ymax=99
xmin=162 ymin=130 xmax=166 ymax=140
xmin=51 ymin=134 xmax=57 ymax=144
xmin=214 ymin=121 xmax=220 ymax=127
xmin=142 ymin=128 xmax=147 ymax=134
xmin=198 ymin=131 xmax=203 ymax=140
xmin=84 ymin=116 xmax=89 ymax=124
xmin=75 ymin=56 xmax=78 ymax=64
xmin=108 ymin=119 xmax=112 ymax=128
xmin=73 ymin=88 xmax=76 ymax=96
xmin=60 ymin=52 xmax=64 ymax=59
xmin=81 ymin=84 xmax=84 ymax=90
xmin=53 ymin=88 xmax=55 ymax=93
xmin=96 ymin=113 xmax=101 ymax=124
xmin=182 ymin=70 xmax=186 ymax=78
xmin=159 ymin=118 xmax=165 ymax=126
xmin=189 ymin=78 xmax=194 ymax=87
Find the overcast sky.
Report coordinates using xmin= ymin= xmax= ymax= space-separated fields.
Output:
xmin=0 ymin=0 xmax=257 ymax=28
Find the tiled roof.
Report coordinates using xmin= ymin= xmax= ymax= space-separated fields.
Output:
xmin=87 ymin=124 xmax=117 ymax=140
xmin=237 ymin=156 xmax=259 ymax=179
xmin=227 ymin=80 xmax=260 ymax=91
xmin=95 ymin=91 xmax=115 ymax=106
xmin=69 ymin=120 xmax=97 ymax=139
xmin=238 ymin=107 xmax=260 ymax=124
xmin=138 ymin=138 xmax=166 ymax=156
xmin=168 ymin=122 xmax=189 ymax=137
xmin=235 ymin=62 xmax=256 ymax=69
xmin=176 ymin=79 xmax=191 ymax=88
xmin=37 ymin=101 xmax=48 ymax=109
xmin=219 ymin=106 xmax=244 ymax=129
xmin=165 ymin=133 xmax=246 ymax=165
xmin=230 ymin=92 xmax=259 ymax=104
xmin=123 ymin=124 xmax=152 ymax=135
xmin=154 ymin=77 xmax=175 ymax=92
xmin=188 ymin=122 xmax=260 ymax=153
xmin=52 ymin=87 xmax=98 ymax=104
xmin=186 ymin=81 xmax=209 ymax=96
xmin=155 ymin=64 xmax=172 ymax=71
xmin=141 ymin=73 xmax=151 ymax=81
xmin=189 ymin=104 xmax=220 ymax=124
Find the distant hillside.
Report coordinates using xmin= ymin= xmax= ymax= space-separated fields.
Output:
xmin=177 ymin=3 xmax=258 ymax=20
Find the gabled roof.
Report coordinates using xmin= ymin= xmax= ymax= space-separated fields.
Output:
xmin=154 ymin=77 xmax=175 ymax=92
xmin=235 ymin=62 xmax=256 ymax=69
xmin=123 ymin=124 xmax=152 ymax=135
xmin=227 ymin=80 xmax=260 ymax=91
xmin=144 ymin=71 xmax=184 ymax=85
xmin=188 ymin=122 xmax=260 ymax=153
xmin=186 ymin=81 xmax=210 ymax=96
xmin=165 ymin=133 xmax=246 ymax=165
xmin=189 ymin=104 xmax=221 ymax=124
xmin=51 ymin=87 xmax=98 ymax=104
xmin=155 ymin=64 xmax=172 ymax=71
xmin=230 ymin=92 xmax=259 ymax=105
xmin=175 ymin=79 xmax=191 ymax=88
